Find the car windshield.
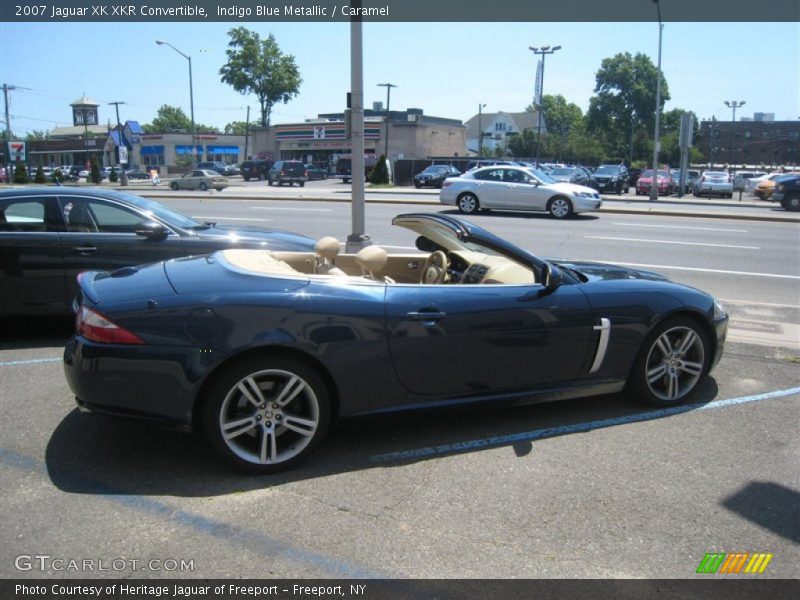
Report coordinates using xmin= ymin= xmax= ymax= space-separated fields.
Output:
xmin=640 ymin=170 xmax=670 ymax=178
xmin=523 ymin=168 xmax=556 ymax=184
xmin=595 ymin=166 xmax=621 ymax=175
xmin=424 ymin=166 xmax=448 ymax=173
xmin=107 ymin=191 xmax=202 ymax=229
xmin=550 ymin=168 xmax=575 ymax=176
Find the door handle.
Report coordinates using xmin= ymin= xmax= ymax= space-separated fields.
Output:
xmin=73 ymin=246 xmax=97 ymax=253
xmin=406 ymin=311 xmax=447 ymax=325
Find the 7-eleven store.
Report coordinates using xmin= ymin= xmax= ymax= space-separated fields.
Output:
xmin=250 ymin=120 xmax=382 ymax=169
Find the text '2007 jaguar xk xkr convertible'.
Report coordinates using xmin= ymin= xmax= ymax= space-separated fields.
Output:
xmin=64 ymin=213 xmax=728 ymax=473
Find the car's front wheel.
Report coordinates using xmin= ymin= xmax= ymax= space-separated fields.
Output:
xmin=628 ymin=316 xmax=710 ymax=406
xmin=203 ymin=356 xmax=331 ymax=473
xmin=457 ymin=193 xmax=479 ymax=214
xmin=170 ymin=182 xmax=179 ymax=191
xmin=199 ymin=182 xmax=208 ymax=191
xmin=548 ymin=196 xmax=573 ymax=219
xmin=781 ymin=193 xmax=800 ymax=212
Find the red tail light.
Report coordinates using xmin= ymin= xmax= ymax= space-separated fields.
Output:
xmin=76 ymin=306 xmax=145 ymax=345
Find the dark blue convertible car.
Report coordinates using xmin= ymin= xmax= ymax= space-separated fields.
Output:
xmin=64 ymin=213 xmax=728 ymax=473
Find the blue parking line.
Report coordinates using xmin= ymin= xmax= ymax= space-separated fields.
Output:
xmin=370 ymin=387 xmax=800 ymax=463
xmin=0 ymin=447 xmax=385 ymax=578
xmin=0 ymin=357 xmax=61 ymax=367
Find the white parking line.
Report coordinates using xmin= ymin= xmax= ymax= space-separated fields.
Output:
xmin=192 ymin=216 xmax=274 ymax=222
xmin=720 ymin=299 xmax=800 ymax=308
xmin=585 ymin=236 xmax=759 ymax=250
xmin=250 ymin=207 xmax=334 ymax=212
xmin=604 ymin=261 xmax=800 ymax=280
xmin=611 ymin=222 xmax=748 ymax=233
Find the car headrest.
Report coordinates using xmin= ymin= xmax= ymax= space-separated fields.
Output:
xmin=355 ymin=245 xmax=387 ymax=276
xmin=315 ymin=236 xmax=341 ymax=261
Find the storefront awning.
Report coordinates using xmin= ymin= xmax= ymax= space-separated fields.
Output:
xmin=140 ymin=145 xmax=164 ymax=155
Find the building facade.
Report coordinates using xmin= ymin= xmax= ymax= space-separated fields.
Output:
xmin=463 ymin=111 xmax=543 ymax=155
xmin=698 ymin=119 xmax=800 ymax=168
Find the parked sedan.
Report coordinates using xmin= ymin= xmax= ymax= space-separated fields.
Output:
xmin=694 ymin=171 xmax=733 ymax=198
xmin=0 ymin=187 xmax=314 ymax=316
xmin=170 ymin=169 xmax=229 ymax=191
xmin=548 ymin=167 xmax=591 ymax=186
xmin=414 ymin=165 xmax=461 ymax=188
xmin=63 ymin=212 xmax=727 ymax=473
xmin=304 ymin=164 xmax=329 ymax=180
xmin=440 ymin=165 xmax=601 ymax=218
xmin=636 ymin=170 xmax=673 ymax=196
xmin=753 ymin=172 xmax=800 ymax=201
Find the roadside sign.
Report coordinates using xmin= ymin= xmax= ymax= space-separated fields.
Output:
xmin=119 ymin=146 xmax=128 ymax=165
xmin=6 ymin=141 xmax=26 ymax=162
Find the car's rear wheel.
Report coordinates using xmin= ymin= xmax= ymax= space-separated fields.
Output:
xmin=170 ymin=182 xmax=179 ymax=191
xmin=457 ymin=193 xmax=479 ymax=214
xmin=199 ymin=182 xmax=208 ymax=191
xmin=299 ymin=181 xmax=305 ymax=187
xmin=548 ymin=196 xmax=573 ymax=219
xmin=203 ymin=357 xmax=331 ymax=474
xmin=628 ymin=316 xmax=710 ymax=406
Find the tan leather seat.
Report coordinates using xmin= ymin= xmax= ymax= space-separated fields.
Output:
xmin=314 ymin=236 xmax=346 ymax=276
xmin=355 ymin=245 xmax=394 ymax=282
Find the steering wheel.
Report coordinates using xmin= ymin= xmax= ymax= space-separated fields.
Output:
xmin=420 ymin=250 xmax=450 ymax=284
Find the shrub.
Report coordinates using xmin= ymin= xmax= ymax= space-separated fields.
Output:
xmin=34 ymin=165 xmax=46 ymax=183
xmin=14 ymin=161 xmax=28 ymax=184
xmin=89 ymin=157 xmax=101 ymax=184
xmin=368 ymin=154 xmax=390 ymax=185
xmin=109 ymin=167 xmax=119 ymax=183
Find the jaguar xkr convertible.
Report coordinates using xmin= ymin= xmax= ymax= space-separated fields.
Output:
xmin=64 ymin=213 xmax=728 ymax=473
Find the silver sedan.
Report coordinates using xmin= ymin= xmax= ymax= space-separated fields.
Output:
xmin=439 ymin=166 xmax=602 ymax=219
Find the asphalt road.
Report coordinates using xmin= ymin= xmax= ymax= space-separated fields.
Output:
xmin=1 ymin=183 xmax=798 ymax=581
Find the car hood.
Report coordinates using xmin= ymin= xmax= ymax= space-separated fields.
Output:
xmin=550 ymin=182 xmax=597 ymax=195
xmin=549 ymin=259 xmax=669 ymax=282
xmin=191 ymin=224 xmax=315 ymax=251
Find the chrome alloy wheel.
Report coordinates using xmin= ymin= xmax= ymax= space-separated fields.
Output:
xmin=644 ymin=326 xmax=705 ymax=402
xmin=219 ymin=369 xmax=320 ymax=466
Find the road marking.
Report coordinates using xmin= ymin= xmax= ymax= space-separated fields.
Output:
xmin=192 ymin=216 xmax=274 ymax=222
xmin=0 ymin=357 xmax=60 ymax=367
xmin=0 ymin=447 xmax=384 ymax=578
xmin=605 ymin=261 xmax=800 ymax=280
xmin=720 ymin=299 xmax=800 ymax=308
xmin=250 ymin=207 xmax=333 ymax=212
xmin=585 ymin=236 xmax=759 ymax=250
xmin=369 ymin=387 xmax=800 ymax=463
xmin=611 ymin=222 xmax=747 ymax=233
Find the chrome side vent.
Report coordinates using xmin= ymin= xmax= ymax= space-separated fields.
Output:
xmin=589 ymin=318 xmax=611 ymax=374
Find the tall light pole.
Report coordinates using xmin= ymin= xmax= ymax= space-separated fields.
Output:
xmin=649 ymin=0 xmax=664 ymax=201
xmin=377 ymin=83 xmax=396 ymax=161
xmin=477 ymin=103 xmax=486 ymax=157
xmin=529 ymin=44 xmax=561 ymax=167
xmin=724 ymin=100 xmax=745 ymax=167
xmin=156 ymin=40 xmax=196 ymax=166
xmin=108 ymin=101 xmax=129 ymax=186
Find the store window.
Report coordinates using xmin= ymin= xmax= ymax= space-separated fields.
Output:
xmin=140 ymin=145 xmax=165 ymax=167
xmin=206 ymin=145 xmax=240 ymax=164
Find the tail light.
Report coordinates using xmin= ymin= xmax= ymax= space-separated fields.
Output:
xmin=76 ymin=306 xmax=145 ymax=345
xmin=304 ymin=170 xmax=308 ymax=177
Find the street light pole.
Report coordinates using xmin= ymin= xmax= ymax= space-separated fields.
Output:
xmin=156 ymin=40 xmax=196 ymax=167
xmin=724 ymin=100 xmax=746 ymax=167
xmin=108 ymin=101 xmax=128 ymax=186
xmin=477 ymin=103 xmax=486 ymax=157
xmin=529 ymin=44 xmax=561 ymax=167
xmin=377 ymin=83 xmax=396 ymax=161
xmin=649 ymin=0 xmax=664 ymax=202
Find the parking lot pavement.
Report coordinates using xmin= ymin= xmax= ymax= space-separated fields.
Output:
xmin=1 ymin=319 xmax=798 ymax=579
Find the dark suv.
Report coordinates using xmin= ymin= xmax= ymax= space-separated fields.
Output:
xmin=772 ymin=174 xmax=800 ymax=212
xmin=590 ymin=164 xmax=629 ymax=195
xmin=268 ymin=160 xmax=308 ymax=187
xmin=240 ymin=159 xmax=271 ymax=181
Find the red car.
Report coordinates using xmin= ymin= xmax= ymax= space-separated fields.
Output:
xmin=635 ymin=169 xmax=673 ymax=195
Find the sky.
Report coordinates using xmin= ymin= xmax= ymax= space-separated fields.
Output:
xmin=1 ymin=21 xmax=798 ymax=137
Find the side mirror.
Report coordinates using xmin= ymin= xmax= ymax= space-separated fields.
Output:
xmin=539 ymin=263 xmax=561 ymax=296
xmin=135 ymin=221 xmax=168 ymax=241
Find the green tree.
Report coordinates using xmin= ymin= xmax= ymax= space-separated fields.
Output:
xmin=224 ymin=121 xmax=249 ymax=135
xmin=220 ymin=28 xmax=302 ymax=127
xmin=89 ymin=156 xmax=101 ymax=184
xmin=526 ymin=94 xmax=584 ymax=162
xmin=144 ymin=105 xmax=218 ymax=134
xmin=34 ymin=165 xmax=46 ymax=183
xmin=14 ymin=160 xmax=28 ymax=183
xmin=587 ymin=52 xmax=670 ymax=163
xmin=26 ymin=130 xmax=48 ymax=141
xmin=109 ymin=167 xmax=119 ymax=183
xmin=368 ymin=154 xmax=390 ymax=185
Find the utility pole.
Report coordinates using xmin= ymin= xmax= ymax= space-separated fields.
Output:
xmin=649 ymin=0 xmax=664 ymax=202
xmin=529 ymin=44 xmax=561 ymax=167
xmin=243 ymin=106 xmax=250 ymax=160
xmin=377 ymin=82 xmax=397 ymax=161
xmin=477 ymin=103 xmax=486 ymax=157
xmin=724 ymin=100 xmax=746 ymax=167
xmin=2 ymin=83 xmax=30 ymax=182
xmin=108 ymin=101 xmax=128 ymax=186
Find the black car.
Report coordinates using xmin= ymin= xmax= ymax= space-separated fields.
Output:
xmin=62 ymin=212 xmax=727 ymax=473
xmin=413 ymin=165 xmax=461 ymax=189
xmin=548 ymin=167 xmax=591 ymax=186
xmin=0 ymin=187 xmax=314 ymax=317
xmin=240 ymin=159 xmax=271 ymax=181
xmin=304 ymin=163 xmax=329 ymax=181
xmin=268 ymin=160 xmax=308 ymax=187
xmin=771 ymin=174 xmax=800 ymax=211
xmin=197 ymin=161 xmax=236 ymax=177
xmin=590 ymin=165 xmax=629 ymax=195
